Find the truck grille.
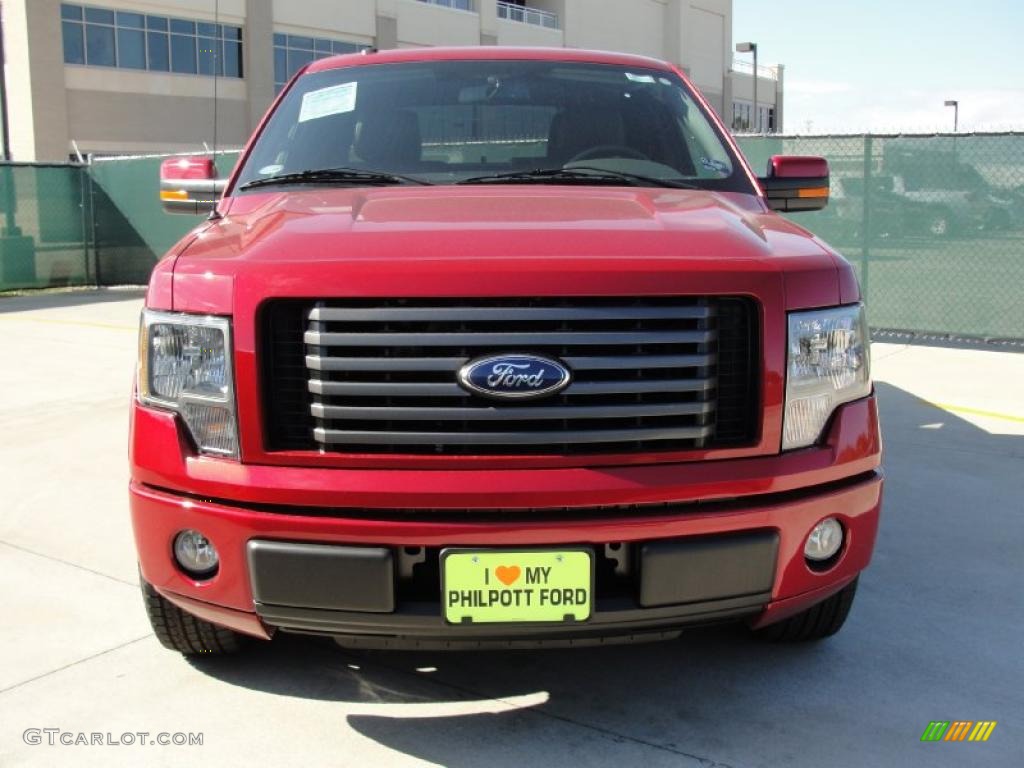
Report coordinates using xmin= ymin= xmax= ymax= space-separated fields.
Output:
xmin=261 ymin=297 xmax=758 ymax=456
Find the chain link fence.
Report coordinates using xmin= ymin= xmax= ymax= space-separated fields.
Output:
xmin=0 ymin=163 xmax=93 ymax=290
xmin=736 ymin=133 xmax=1024 ymax=340
xmin=2 ymin=135 xmax=1022 ymax=339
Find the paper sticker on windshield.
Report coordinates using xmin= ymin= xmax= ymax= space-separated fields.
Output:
xmin=299 ymin=82 xmax=358 ymax=123
xmin=700 ymin=156 xmax=730 ymax=175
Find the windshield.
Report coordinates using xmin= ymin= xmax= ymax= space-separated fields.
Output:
xmin=233 ymin=59 xmax=752 ymax=193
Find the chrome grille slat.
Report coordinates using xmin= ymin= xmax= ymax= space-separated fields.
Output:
xmin=311 ymin=401 xmax=714 ymax=421
xmin=518 ymin=379 xmax=718 ymax=395
xmin=272 ymin=297 xmax=759 ymax=456
xmin=306 ymin=353 xmax=717 ymax=372
xmin=314 ymin=425 xmax=715 ymax=446
xmin=309 ymin=305 xmax=715 ymax=322
xmin=307 ymin=356 xmax=468 ymax=372
xmin=563 ymin=354 xmax=715 ymax=370
xmin=305 ymin=329 xmax=717 ymax=347
xmin=309 ymin=378 xmax=716 ymax=397
xmin=310 ymin=380 xmax=464 ymax=397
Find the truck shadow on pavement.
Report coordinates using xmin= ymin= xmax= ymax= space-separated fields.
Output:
xmin=188 ymin=380 xmax=1024 ymax=768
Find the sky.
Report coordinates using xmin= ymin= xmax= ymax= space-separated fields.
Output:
xmin=733 ymin=0 xmax=1024 ymax=133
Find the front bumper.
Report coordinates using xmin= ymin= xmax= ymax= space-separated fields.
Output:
xmin=133 ymin=472 xmax=880 ymax=647
xmin=131 ymin=398 xmax=882 ymax=648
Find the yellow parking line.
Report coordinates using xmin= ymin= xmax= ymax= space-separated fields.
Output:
xmin=930 ymin=402 xmax=1024 ymax=424
xmin=0 ymin=316 xmax=136 ymax=332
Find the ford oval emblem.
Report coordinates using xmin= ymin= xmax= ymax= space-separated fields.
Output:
xmin=457 ymin=354 xmax=572 ymax=401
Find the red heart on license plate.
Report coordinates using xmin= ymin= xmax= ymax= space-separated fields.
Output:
xmin=495 ymin=565 xmax=521 ymax=586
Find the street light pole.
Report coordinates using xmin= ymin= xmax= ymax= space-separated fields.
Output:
xmin=944 ymin=100 xmax=959 ymax=133
xmin=736 ymin=42 xmax=758 ymax=132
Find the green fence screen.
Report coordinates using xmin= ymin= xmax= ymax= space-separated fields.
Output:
xmin=735 ymin=134 xmax=1024 ymax=339
xmin=88 ymin=151 xmax=242 ymax=285
xmin=2 ymin=136 xmax=1022 ymax=339
xmin=0 ymin=164 xmax=91 ymax=290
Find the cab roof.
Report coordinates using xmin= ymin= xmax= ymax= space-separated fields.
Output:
xmin=305 ymin=46 xmax=677 ymax=76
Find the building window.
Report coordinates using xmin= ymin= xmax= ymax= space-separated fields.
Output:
xmin=273 ymin=34 xmax=369 ymax=93
xmin=731 ymin=101 xmax=752 ymax=132
xmin=60 ymin=3 xmax=243 ymax=78
xmin=416 ymin=0 xmax=475 ymax=11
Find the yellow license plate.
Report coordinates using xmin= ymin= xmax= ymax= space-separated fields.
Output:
xmin=442 ymin=549 xmax=593 ymax=625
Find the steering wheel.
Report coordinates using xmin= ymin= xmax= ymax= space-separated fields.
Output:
xmin=567 ymin=145 xmax=651 ymax=164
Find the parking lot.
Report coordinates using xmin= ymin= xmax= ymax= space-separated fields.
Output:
xmin=1 ymin=289 xmax=1021 ymax=768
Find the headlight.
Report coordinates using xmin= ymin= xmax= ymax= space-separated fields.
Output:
xmin=783 ymin=303 xmax=871 ymax=450
xmin=138 ymin=310 xmax=238 ymax=458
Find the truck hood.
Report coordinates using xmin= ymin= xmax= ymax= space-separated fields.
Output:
xmin=162 ymin=186 xmax=855 ymax=314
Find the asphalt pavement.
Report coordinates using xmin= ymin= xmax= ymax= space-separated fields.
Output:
xmin=1 ymin=289 xmax=1021 ymax=767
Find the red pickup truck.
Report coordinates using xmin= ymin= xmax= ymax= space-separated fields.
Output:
xmin=134 ymin=47 xmax=881 ymax=653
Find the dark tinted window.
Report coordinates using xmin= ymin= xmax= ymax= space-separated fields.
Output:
xmin=170 ymin=34 xmax=197 ymax=74
xmin=147 ymin=31 xmax=170 ymax=71
xmin=117 ymin=28 xmax=146 ymax=69
xmin=84 ymin=7 xmax=114 ymax=24
xmin=85 ymin=24 xmax=115 ymax=67
xmin=116 ymin=11 xmax=144 ymax=29
xmin=59 ymin=4 xmax=241 ymax=78
xmin=198 ymin=37 xmax=220 ymax=76
xmin=224 ymin=41 xmax=242 ymax=78
xmin=62 ymin=21 xmax=85 ymax=64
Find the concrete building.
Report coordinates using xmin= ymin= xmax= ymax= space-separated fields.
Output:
xmin=730 ymin=59 xmax=783 ymax=133
xmin=0 ymin=0 xmax=784 ymax=161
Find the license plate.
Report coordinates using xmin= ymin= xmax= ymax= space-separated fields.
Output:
xmin=441 ymin=549 xmax=593 ymax=625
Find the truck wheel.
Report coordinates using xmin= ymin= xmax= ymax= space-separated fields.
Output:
xmin=754 ymin=577 xmax=858 ymax=642
xmin=141 ymin=579 xmax=246 ymax=655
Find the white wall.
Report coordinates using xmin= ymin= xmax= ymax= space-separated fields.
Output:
xmin=395 ymin=0 xmax=481 ymax=47
xmin=730 ymin=71 xmax=779 ymax=105
xmin=684 ymin=6 xmax=724 ymax=90
xmin=562 ymin=0 xmax=665 ymax=59
xmin=4 ymin=1 xmax=39 ymax=159
xmin=495 ymin=19 xmax=564 ymax=47
xmin=272 ymin=0 xmax=376 ymax=39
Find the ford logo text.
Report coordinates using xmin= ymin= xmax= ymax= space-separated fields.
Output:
xmin=457 ymin=355 xmax=572 ymax=401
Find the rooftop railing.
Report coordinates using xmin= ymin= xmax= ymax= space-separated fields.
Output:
xmin=497 ymin=1 xmax=560 ymax=29
xmin=731 ymin=59 xmax=779 ymax=81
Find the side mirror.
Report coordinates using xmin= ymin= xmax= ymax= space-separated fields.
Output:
xmin=760 ymin=155 xmax=830 ymax=212
xmin=159 ymin=156 xmax=226 ymax=215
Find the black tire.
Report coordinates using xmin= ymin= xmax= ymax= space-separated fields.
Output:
xmin=141 ymin=579 xmax=246 ymax=655
xmin=754 ymin=577 xmax=858 ymax=642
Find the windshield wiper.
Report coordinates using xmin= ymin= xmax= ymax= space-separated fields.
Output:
xmin=456 ymin=167 xmax=700 ymax=189
xmin=239 ymin=167 xmax=432 ymax=191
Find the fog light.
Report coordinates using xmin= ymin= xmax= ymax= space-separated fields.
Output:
xmin=173 ymin=529 xmax=219 ymax=578
xmin=804 ymin=518 xmax=843 ymax=562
